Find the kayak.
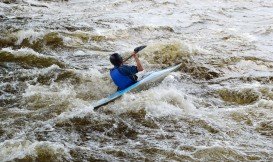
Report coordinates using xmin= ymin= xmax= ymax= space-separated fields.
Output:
xmin=93 ymin=63 xmax=182 ymax=110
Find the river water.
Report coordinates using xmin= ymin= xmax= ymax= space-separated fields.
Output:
xmin=0 ymin=0 xmax=273 ymax=161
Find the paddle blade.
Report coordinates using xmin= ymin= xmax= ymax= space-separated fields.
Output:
xmin=134 ymin=45 xmax=146 ymax=53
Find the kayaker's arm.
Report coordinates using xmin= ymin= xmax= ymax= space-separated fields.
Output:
xmin=132 ymin=51 xmax=144 ymax=72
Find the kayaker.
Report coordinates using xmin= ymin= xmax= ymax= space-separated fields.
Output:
xmin=109 ymin=46 xmax=145 ymax=90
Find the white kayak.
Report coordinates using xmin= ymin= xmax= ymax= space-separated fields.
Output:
xmin=93 ymin=63 xmax=182 ymax=110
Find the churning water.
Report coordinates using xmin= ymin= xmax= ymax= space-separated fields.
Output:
xmin=0 ymin=0 xmax=273 ymax=161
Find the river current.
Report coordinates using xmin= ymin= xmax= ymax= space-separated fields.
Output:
xmin=0 ymin=0 xmax=273 ymax=161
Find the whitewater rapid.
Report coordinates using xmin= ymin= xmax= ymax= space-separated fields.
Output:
xmin=0 ymin=0 xmax=273 ymax=161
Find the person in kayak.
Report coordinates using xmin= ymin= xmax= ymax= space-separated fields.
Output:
xmin=110 ymin=46 xmax=145 ymax=91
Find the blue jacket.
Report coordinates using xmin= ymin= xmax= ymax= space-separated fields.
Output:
xmin=110 ymin=65 xmax=138 ymax=90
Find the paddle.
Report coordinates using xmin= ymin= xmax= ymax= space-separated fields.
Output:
xmin=123 ymin=45 xmax=146 ymax=63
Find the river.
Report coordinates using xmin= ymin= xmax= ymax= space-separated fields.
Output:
xmin=0 ymin=0 xmax=273 ymax=161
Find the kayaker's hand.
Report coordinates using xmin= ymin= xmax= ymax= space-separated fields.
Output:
xmin=132 ymin=51 xmax=138 ymax=58
xmin=132 ymin=51 xmax=143 ymax=71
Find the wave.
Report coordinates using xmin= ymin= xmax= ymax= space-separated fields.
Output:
xmin=0 ymin=48 xmax=65 ymax=68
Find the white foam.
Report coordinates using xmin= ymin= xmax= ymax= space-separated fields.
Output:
xmin=256 ymin=99 xmax=273 ymax=109
xmin=2 ymin=47 xmax=48 ymax=58
xmin=74 ymin=50 xmax=86 ymax=56
xmin=0 ymin=140 xmax=71 ymax=162
xmin=112 ymin=85 xmax=197 ymax=118
xmin=235 ymin=60 xmax=268 ymax=72
xmin=16 ymin=30 xmax=45 ymax=45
